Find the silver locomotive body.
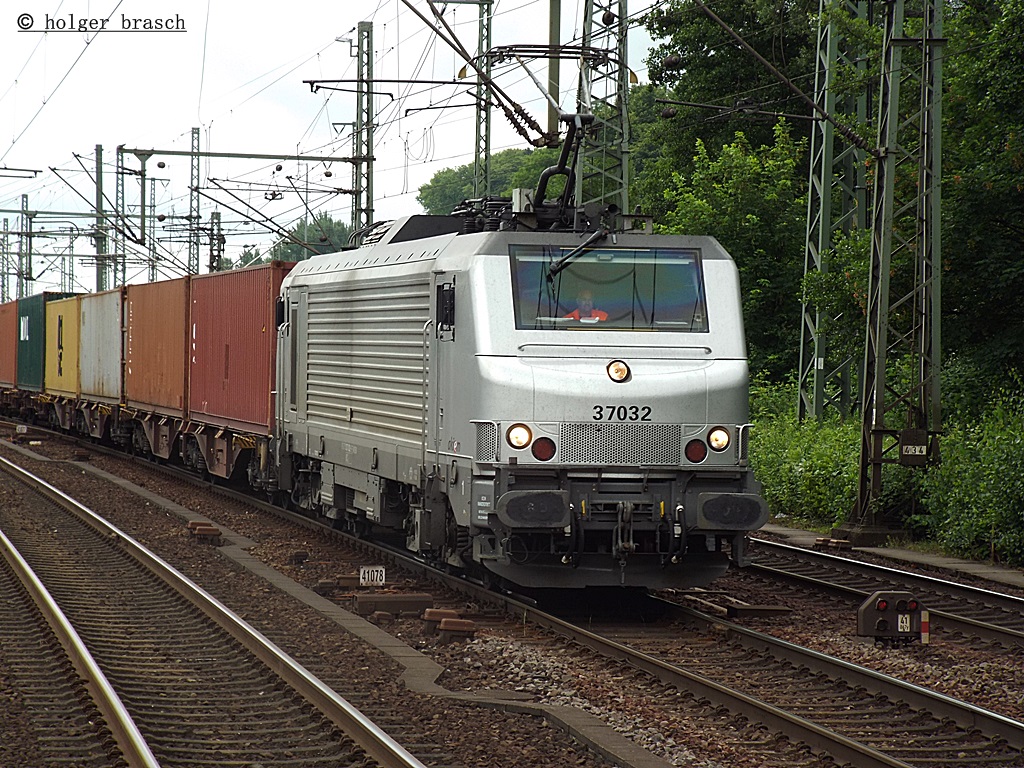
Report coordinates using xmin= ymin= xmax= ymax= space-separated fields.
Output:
xmin=276 ymin=215 xmax=767 ymax=589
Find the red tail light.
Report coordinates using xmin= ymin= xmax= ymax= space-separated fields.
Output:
xmin=685 ymin=440 xmax=708 ymax=463
xmin=531 ymin=437 xmax=556 ymax=461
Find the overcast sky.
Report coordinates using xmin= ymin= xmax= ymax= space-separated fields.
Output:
xmin=0 ymin=0 xmax=655 ymax=293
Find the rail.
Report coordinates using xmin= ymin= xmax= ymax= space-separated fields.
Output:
xmin=0 ymin=454 xmax=428 ymax=768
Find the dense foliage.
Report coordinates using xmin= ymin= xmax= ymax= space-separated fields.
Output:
xmin=748 ymin=381 xmax=860 ymax=527
xmin=657 ymin=123 xmax=806 ymax=380
xmin=917 ymin=385 xmax=1024 ymax=565
xmin=940 ymin=0 xmax=1024 ymax=374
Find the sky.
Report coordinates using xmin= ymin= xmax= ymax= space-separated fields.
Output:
xmin=0 ymin=0 xmax=656 ymax=295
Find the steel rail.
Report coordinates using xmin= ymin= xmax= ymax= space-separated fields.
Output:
xmin=510 ymin=596 xmax=916 ymax=768
xmin=10 ymin=432 xmax=1019 ymax=765
xmin=656 ymin=599 xmax=1024 ymax=749
xmin=750 ymin=538 xmax=1024 ymax=647
xmin=0 ymin=453 xmax=428 ymax=768
xmin=0 ymin=517 xmax=160 ymax=768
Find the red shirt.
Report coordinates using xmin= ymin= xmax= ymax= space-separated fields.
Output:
xmin=564 ymin=308 xmax=608 ymax=321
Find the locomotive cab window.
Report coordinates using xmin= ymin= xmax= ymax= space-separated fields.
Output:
xmin=510 ymin=245 xmax=708 ymax=332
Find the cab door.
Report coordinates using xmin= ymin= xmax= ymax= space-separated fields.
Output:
xmin=279 ymin=286 xmax=308 ymax=454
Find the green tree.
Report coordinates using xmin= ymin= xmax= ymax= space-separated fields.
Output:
xmin=636 ymin=0 xmax=819 ymax=218
xmin=270 ymin=213 xmax=351 ymax=262
xmin=658 ymin=122 xmax=807 ymax=380
xmin=416 ymin=147 xmax=562 ymax=215
xmin=417 ymin=165 xmax=474 ymax=216
xmin=235 ymin=246 xmax=265 ymax=269
xmin=940 ymin=0 xmax=1024 ymax=375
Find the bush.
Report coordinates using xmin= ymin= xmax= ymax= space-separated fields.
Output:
xmin=917 ymin=386 xmax=1024 ymax=565
xmin=749 ymin=384 xmax=860 ymax=527
xmin=750 ymin=371 xmax=1024 ymax=565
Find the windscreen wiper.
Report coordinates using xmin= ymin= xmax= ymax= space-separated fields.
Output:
xmin=546 ymin=227 xmax=610 ymax=281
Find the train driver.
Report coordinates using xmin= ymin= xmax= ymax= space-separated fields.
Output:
xmin=563 ymin=289 xmax=608 ymax=321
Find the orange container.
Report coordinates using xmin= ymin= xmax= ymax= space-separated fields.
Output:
xmin=125 ymin=278 xmax=189 ymax=417
xmin=188 ymin=262 xmax=292 ymax=434
xmin=0 ymin=299 xmax=17 ymax=388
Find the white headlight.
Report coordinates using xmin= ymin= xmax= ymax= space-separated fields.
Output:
xmin=708 ymin=427 xmax=730 ymax=451
xmin=607 ymin=360 xmax=630 ymax=382
xmin=506 ymin=424 xmax=533 ymax=449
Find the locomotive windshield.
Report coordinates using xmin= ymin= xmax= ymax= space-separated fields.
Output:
xmin=510 ymin=245 xmax=708 ymax=332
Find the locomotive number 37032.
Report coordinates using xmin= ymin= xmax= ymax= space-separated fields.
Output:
xmin=592 ymin=405 xmax=653 ymax=421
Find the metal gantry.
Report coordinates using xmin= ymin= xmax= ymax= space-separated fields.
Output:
xmin=148 ymin=177 xmax=158 ymax=282
xmin=94 ymin=145 xmax=109 ymax=292
xmin=474 ymin=1 xmax=493 ymax=197
xmin=576 ymin=0 xmax=632 ymax=214
xmin=18 ymin=194 xmax=31 ymax=298
xmin=115 ymin=146 xmax=126 ymax=287
xmin=798 ymin=0 xmax=943 ymax=539
xmin=189 ymin=127 xmax=201 ymax=275
xmin=798 ymin=0 xmax=870 ymax=421
xmin=352 ymin=21 xmax=375 ymax=232
xmin=853 ymin=0 xmax=943 ymax=530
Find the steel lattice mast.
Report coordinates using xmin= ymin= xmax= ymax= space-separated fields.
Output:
xmin=850 ymin=0 xmax=943 ymax=534
xmin=798 ymin=0 xmax=870 ymax=421
xmin=576 ymin=0 xmax=631 ymax=213
xmin=352 ymin=21 xmax=374 ymax=232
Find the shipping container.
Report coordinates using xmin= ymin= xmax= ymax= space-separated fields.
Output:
xmin=17 ymin=292 xmax=76 ymax=392
xmin=80 ymin=288 xmax=125 ymax=404
xmin=0 ymin=299 xmax=17 ymax=388
xmin=188 ymin=261 xmax=293 ymax=434
xmin=125 ymin=278 xmax=189 ymax=417
xmin=44 ymin=295 xmax=81 ymax=398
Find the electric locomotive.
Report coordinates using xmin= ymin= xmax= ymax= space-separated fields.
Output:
xmin=272 ymin=177 xmax=768 ymax=590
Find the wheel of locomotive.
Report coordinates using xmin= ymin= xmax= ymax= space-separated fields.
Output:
xmin=351 ymin=516 xmax=371 ymax=539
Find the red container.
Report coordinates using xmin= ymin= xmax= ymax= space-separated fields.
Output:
xmin=188 ymin=262 xmax=293 ymax=434
xmin=0 ymin=299 xmax=17 ymax=388
xmin=125 ymin=278 xmax=189 ymax=417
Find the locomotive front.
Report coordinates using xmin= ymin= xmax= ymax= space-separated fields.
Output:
xmin=451 ymin=231 xmax=768 ymax=589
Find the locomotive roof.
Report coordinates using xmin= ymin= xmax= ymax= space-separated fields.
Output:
xmin=284 ymin=215 xmax=736 ymax=286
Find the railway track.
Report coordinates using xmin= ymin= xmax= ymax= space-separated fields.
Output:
xmin=0 ymin=454 xmax=426 ymax=768
xmin=512 ymin=595 xmax=1024 ymax=767
xmin=748 ymin=538 xmax=1024 ymax=648
xmin=0 ymin=527 xmax=148 ymax=767
xmin=6 ymin=429 xmax=1024 ymax=767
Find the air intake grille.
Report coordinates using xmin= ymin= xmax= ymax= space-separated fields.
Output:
xmin=559 ymin=422 xmax=680 ymax=465
xmin=475 ymin=421 xmax=499 ymax=462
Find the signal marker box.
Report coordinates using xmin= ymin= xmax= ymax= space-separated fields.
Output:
xmin=857 ymin=590 xmax=925 ymax=645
